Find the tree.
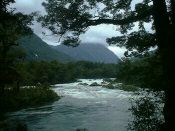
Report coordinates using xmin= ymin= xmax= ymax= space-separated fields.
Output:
xmin=40 ymin=0 xmax=175 ymax=129
xmin=116 ymin=55 xmax=165 ymax=90
xmin=128 ymin=93 xmax=164 ymax=131
xmin=0 ymin=0 xmax=33 ymax=92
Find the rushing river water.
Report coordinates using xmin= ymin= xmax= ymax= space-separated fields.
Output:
xmin=6 ymin=79 xmax=135 ymax=131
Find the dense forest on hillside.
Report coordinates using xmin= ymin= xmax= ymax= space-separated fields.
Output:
xmin=18 ymin=61 xmax=118 ymax=86
xmin=38 ymin=0 xmax=175 ymax=128
xmin=19 ymin=34 xmax=75 ymax=62
xmin=115 ymin=54 xmax=165 ymax=91
xmin=18 ymin=34 xmax=120 ymax=64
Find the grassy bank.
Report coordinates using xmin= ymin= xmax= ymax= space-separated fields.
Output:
xmin=0 ymin=86 xmax=60 ymax=113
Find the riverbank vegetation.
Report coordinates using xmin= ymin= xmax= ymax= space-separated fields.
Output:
xmin=1 ymin=0 xmax=174 ymax=130
xmin=103 ymin=83 xmax=139 ymax=92
xmin=0 ymin=59 xmax=117 ymax=113
xmin=39 ymin=0 xmax=175 ymax=129
xmin=115 ymin=55 xmax=165 ymax=91
xmin=113 ymin=55 xmax=165 ymax=130
xmin=19 ymin=61 xmax=118 ymax=86
xmin=0 ymin=86 xmax=59 ymax=113
xmin=128 ymin=92 xmax=164 ymax=131
xmin=0 ymin=0 xmax=118 ymax=115
xmin=0 ymin=1 xmax=61 ymax=114
xmin=102 ymin=54 xmax=164 ymax=92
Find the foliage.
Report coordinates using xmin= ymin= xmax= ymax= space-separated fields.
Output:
xmin=103 ymin=83 xmax=139 ymax=92
xmin=0 ymin=86 xmax=59 ymax=113
xmin=128 ymin=92 xmax=164 ymax=131
xmin=107 ymin=30 xmax=157 ymax=57
xmin=113 ymin=53 xmax=166 ymax=130
xmin=0 ymin=1 xmax=61 ymax=124
xmin=39 ymin=1 xmax=175 ymax=129
xmin=38 ymin=0 xmax=174 ymax=57
xmin=19 ymin=34 xmax=74 ymax=62
xmin=116 ymin=54 xmax=165 ymax=91
xmin=39 ymin=0 xmax=153 ymax=47
xmin=18 ymin=60 xmax=118 ymax=86
xmin=0 ymin=0 xmax=174 ymax=130
xmin=117 ymin=84 xmax=139 ymax=92
xmin=52 ymin=44 xmax=120 ymax=64
xmin=19 ymin=60 xmax=75 ymax=85
xmin=69 ymin=61 xmax=118 ymax=79
xmin=0 ymin=0 xmax=33 ymax=92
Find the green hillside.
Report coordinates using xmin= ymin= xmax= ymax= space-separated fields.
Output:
xmin=19 ymin=34 xmax=74 ymax=62
xmin=52 ymin=44 xmax=120 ymax=64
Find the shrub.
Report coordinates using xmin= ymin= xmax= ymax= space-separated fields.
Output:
xmin=128 ymin=92 xmax=164 ymax=131
xmin=0 ymin=86 xmax=60 ymax=113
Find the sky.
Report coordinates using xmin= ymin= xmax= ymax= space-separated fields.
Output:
xmin=11 ymin=0 xmax=131 ymax=58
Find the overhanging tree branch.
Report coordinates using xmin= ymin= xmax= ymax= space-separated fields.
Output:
xmin=87 ymin=8 xmax=153 ymax=26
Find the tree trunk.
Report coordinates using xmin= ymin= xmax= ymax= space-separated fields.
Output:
xmin=153 ymin=0 xmax=175 ymax=130
xmin=0 ymin=43 xmax=8 ymax=93
xmin=159 ymin=43 xmax=175 ymax=131
xmin=170 ymin=0 xmax=175 ymax=23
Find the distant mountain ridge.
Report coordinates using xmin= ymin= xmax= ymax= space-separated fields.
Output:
xmin=19 ymin=34 xmax=74 ymax=62
xmin=51 ymin=44 xmax=120 ymax=63
xmin=19 ymin=34 xmax=120 ymax=63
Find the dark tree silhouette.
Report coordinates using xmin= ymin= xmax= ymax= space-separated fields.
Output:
xmin=0 ymin=0 xmax=33 ymax=92
xmin=40 ymin=0 xmax=175 ymax=130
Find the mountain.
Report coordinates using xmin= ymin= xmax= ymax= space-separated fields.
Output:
xmin=19 ymin=34 xmax=74 ymax=62
xmin=51 ymin=44 xmax=120 ymax=63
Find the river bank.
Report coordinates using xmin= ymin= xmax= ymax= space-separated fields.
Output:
xmin=1 ymin=79 xmax=139 ymax=131
xmin=0 ymin=86 xmax=60 ymax=130
xmin=0 ymin=86 xmax=59 ymax=114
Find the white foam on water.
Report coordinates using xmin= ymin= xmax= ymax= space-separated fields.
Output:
xmin=79 ymin=79 xmax=103 ymax=85
xmin=7 ymin=79 xmax=135 ymax=131
xmin=53 ymin=79 xmax=134 ymax=100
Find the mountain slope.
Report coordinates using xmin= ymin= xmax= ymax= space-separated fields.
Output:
xmin=19 ymin=34 xmax=74 ymax=62
xmin=51 ymin=44 xmax=120 ymax=63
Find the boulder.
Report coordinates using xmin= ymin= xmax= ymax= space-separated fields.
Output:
xmin=90 ymin=82 xmax=100 ymax=86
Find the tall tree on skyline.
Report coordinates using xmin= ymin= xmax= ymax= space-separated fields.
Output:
xmin=40 ymin=0 xmax=175 ymax=130
xmin=0 ymin=0 xmax=33 ymax=92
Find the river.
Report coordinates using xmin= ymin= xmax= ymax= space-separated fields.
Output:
xmin=5 ymin=79 xmax=135 ymax=131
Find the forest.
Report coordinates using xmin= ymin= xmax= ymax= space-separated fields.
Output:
xmin=18 ymin=60 xmax=118 ymax=86
xmin=1 ymin=0 xmax=175 ymax=130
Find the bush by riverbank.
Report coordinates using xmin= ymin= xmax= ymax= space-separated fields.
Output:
xmin=103 ymin=83 xmax=139 ymax=92
xmin=0 ymin=86 xmax=60 ymax=113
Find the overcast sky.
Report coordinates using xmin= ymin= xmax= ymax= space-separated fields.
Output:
xmin=11 ymin=0 xmax=140 ymax=58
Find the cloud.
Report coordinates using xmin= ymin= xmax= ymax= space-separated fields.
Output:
xmin=108 ymin=46 xmax=126 ymax=58
xmin=80 ymin=24 xmax=121 ymax=45
xmin=11 ymin=0 xmax=45 ymax=14
xmin=11 ymin=0 xmax=133 ymax=57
